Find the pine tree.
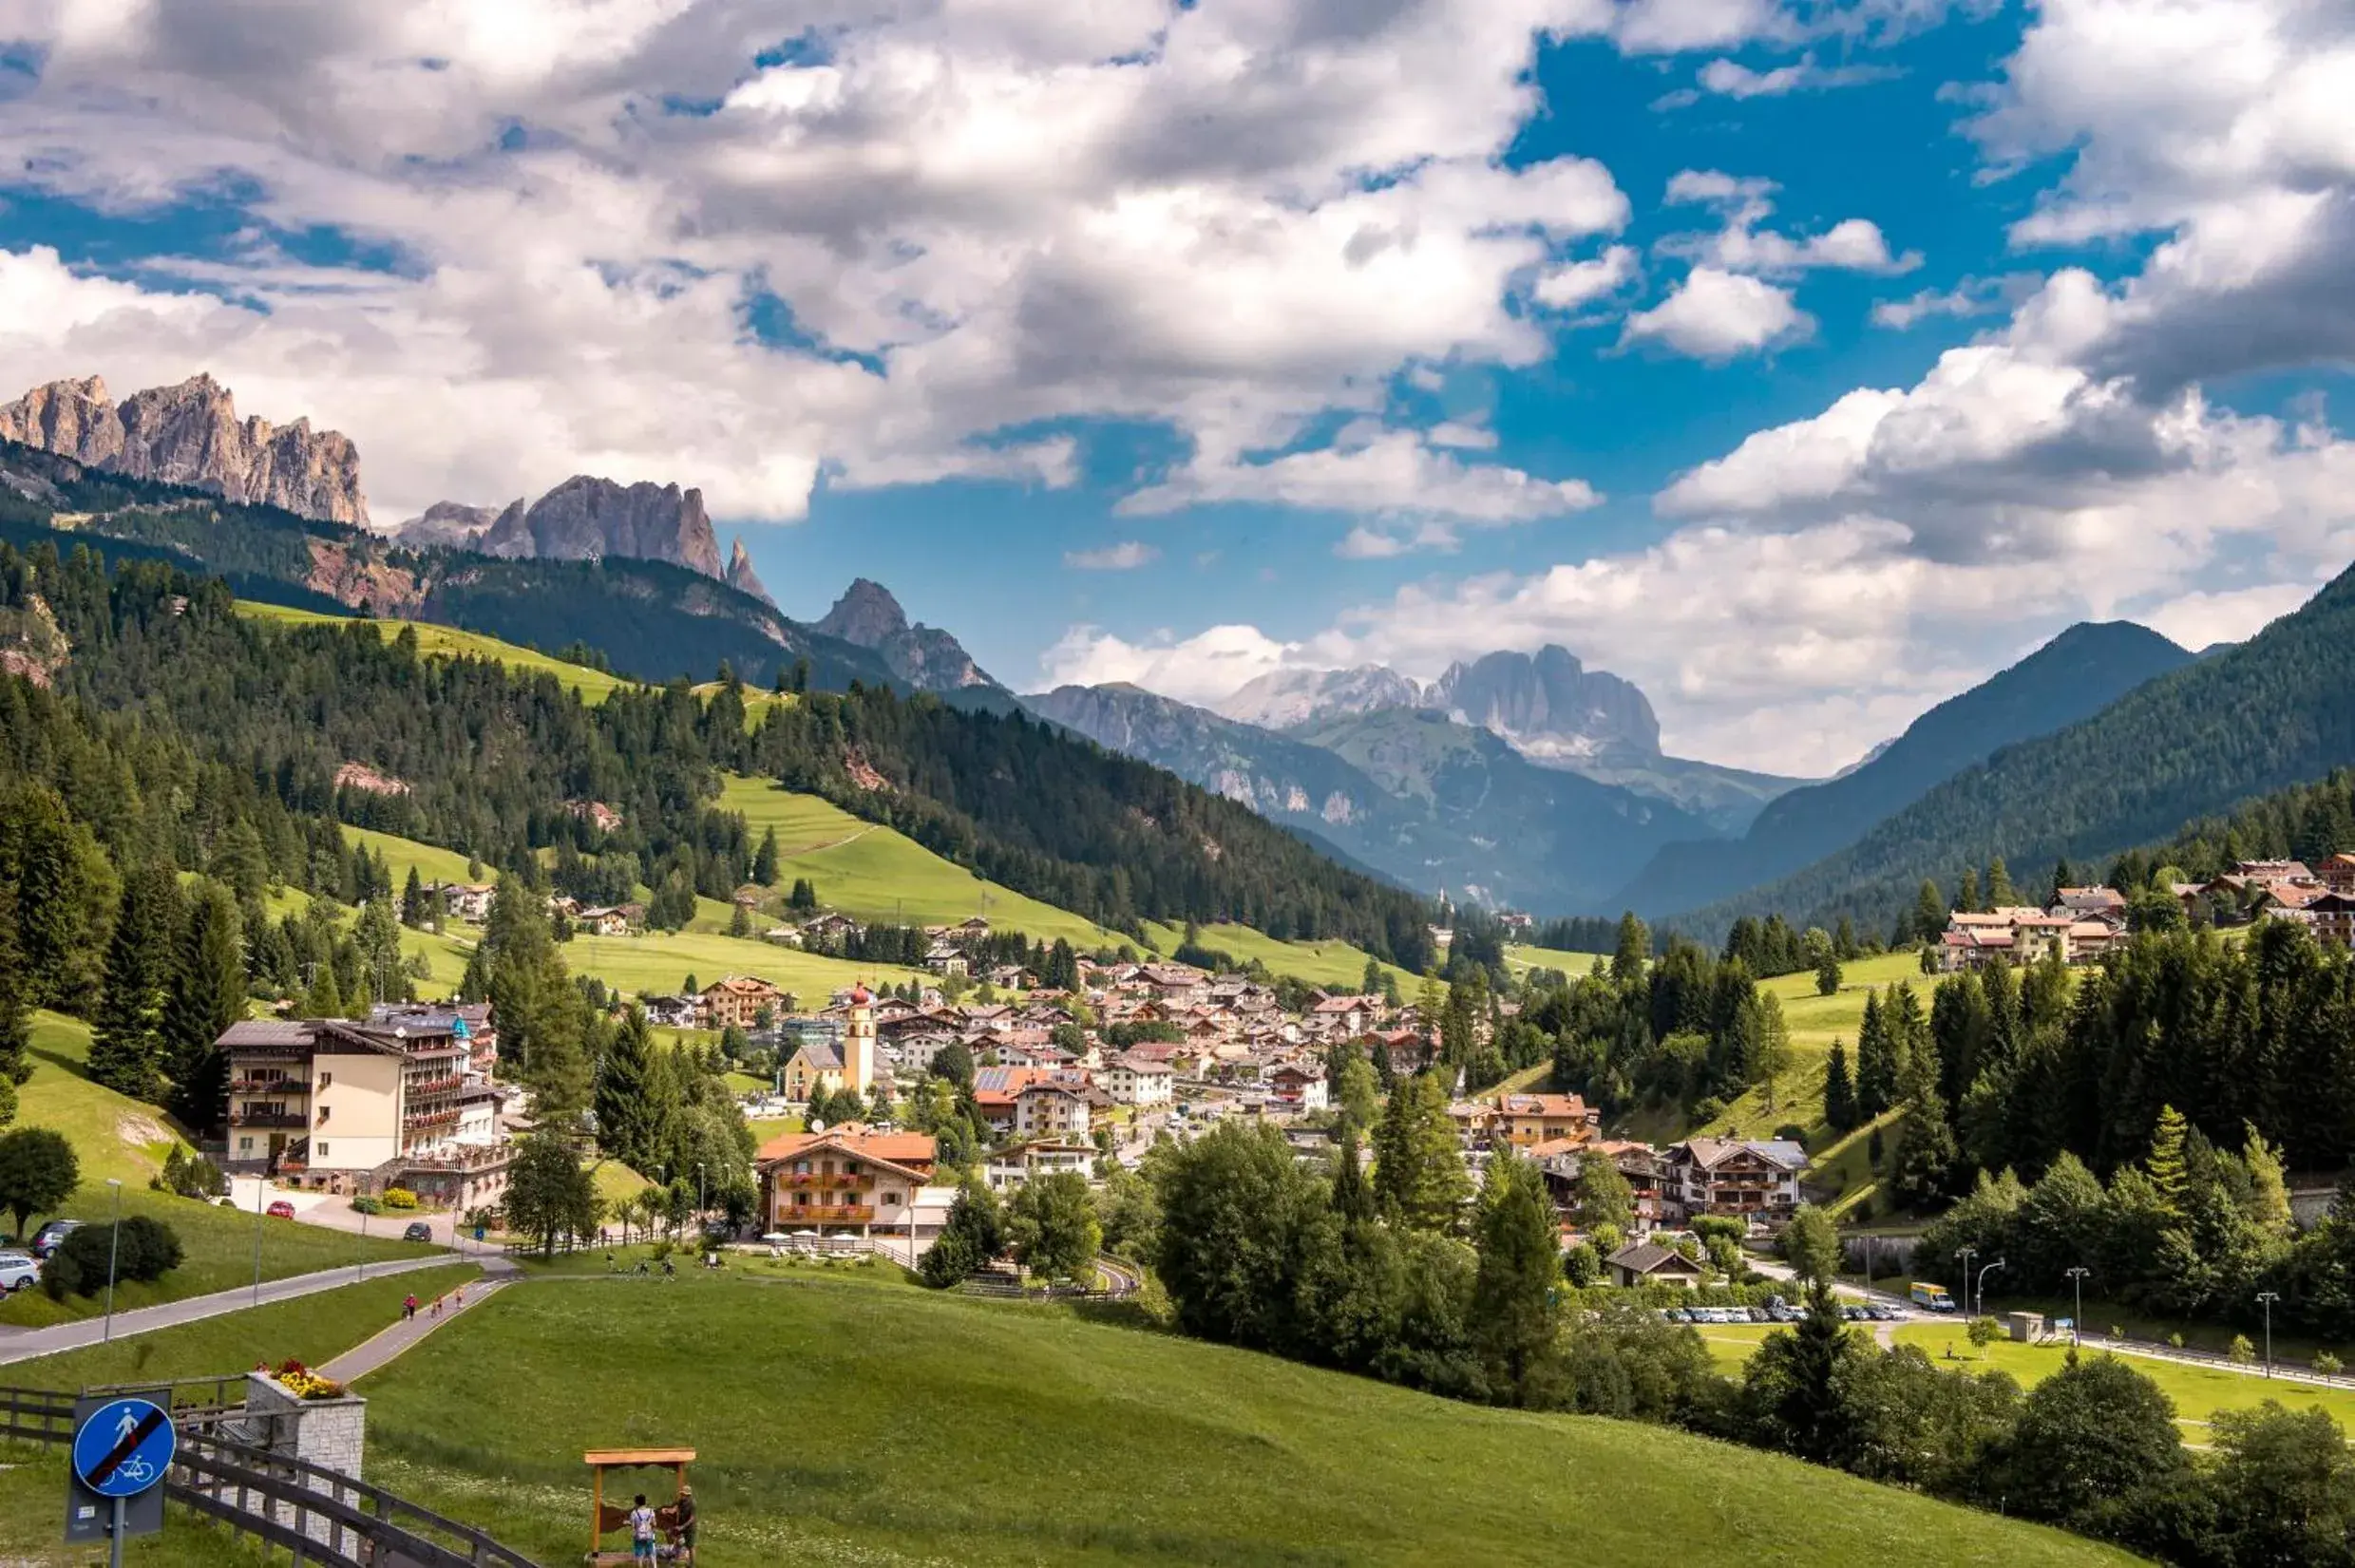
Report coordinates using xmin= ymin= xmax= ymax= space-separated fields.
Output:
xmin=303 ymin=959 xmax=343 ymax=1020
xmin=1854 ymin=992 xmax=1897 ymax=1118
xmin=401 ymin=866 xmax=427 ymax=927
xmin=0 ymin=879 xmax=28 ymax=1097
xmin=1472 ymin=1151 xmax=1561 ymax=1404
xmin=752 ymin=827 xmax=779 ymax=886
xmin=1957 ymin=867 xmax=1981 ymax=914
xmin=1987 ymin=856 xmax=2018 ymax=908
xmin=1371 ymin=1073 xmax=1470 ymax=1231
xmin=164 ymin=882 xmax=245 ymax=1133
xmin=1611 ymin=913 xmax=1650 ymax=988
xmin=1330 ymin=1125 xmax=1375 ymax=1224
xmin=1822 ymin=1040 xmax=1858 ymax=1133
xmin=87 ymin=863 xmax=177 ymax=1099
xmin=594 ymin=1007 xmax=681 ymax=1173
xmin=1911 ymin=878 xmax=1947 ymax=945
xmin=2146 ymin=1104 xmax=2191 ymax=1217
xmin=1814 ymin=949 xmax=1842 ymax=997
xmin=1833 ymin=916 xmax=1858 ymax=961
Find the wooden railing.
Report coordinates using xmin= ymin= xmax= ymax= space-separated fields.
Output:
xmin=0 ymin=1383 xmax=543 ymax=1567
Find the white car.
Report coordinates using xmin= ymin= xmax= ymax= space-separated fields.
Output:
xmin=0 ymin=1253 xmax=41 ymax=1293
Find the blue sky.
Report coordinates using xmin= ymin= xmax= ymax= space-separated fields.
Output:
xmin=1 ymin=1 xmax=2350 ymax=773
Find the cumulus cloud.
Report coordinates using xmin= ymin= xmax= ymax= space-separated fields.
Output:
xmin=1871 ymin=274 xmax=2037 ymax=330
xmin=0 ymin=0 xmax=1644 ymax=522
xmin=1655 ymin=52 xmax=1900 ymax=105
xmin=1621 ymin=267 xmax=1813 ymax=360
xmin=1064 ymin=540 xmax=1161 ymax=571
xmin=1532 ymin=245 xmax=1641 ymax=311
xmin=1118 ymin=427 xmax=1601 ymax=553
xmin=1659 ymin=169 xmax=1921 ymax=275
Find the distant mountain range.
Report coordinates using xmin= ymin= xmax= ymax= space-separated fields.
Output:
xmin=1672 ymin=580 xmax=2355 ymax=937
xmin=1620 ymin=620 xmax=2196 ymax=917
xmin=1026 ymin=683 xmax=1710 ymax=910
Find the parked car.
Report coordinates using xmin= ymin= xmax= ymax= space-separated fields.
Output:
xmin=266 ymin=1200 xmax=296 ymax=1219
xmin=29 ymin=1219 xmax=81 ymax=1257
xmin=0 ymin=1253 xmax=38 ymax=1293
xmin=401 ymin=1220 xmax=434 ymax=1242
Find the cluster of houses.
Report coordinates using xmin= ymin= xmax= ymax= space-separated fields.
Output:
xmin=1938 ymin=857 xmax=2355 ymax=971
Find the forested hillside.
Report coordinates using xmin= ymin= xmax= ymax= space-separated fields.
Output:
xmin=1676 ymin=567 xmax=2355 ymax=938
xmin=0 ymin=540 xmax=1434 ymax=971
xmin=1624 ymin=622 xmax=2191 ymax=916
xmin=0 ymin=437 xmax=926 ymax=694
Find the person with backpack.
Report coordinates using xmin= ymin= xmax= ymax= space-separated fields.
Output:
xmin=401 ymin=1293 xmax=418 ymax=1321
xmin=627 ymin=1493 xmax=657 ymax=1561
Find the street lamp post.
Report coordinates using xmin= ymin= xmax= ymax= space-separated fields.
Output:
xmin=251 ymin=1173 xmax=267 ymax=1306
xmin=358 ymin=1205 xmax=369 ymax=1283
xmin=100 ymin=1177 xmax=122 ymax=1337
xmin=1955 ymin=1246 xmax=1977 ymax=1315
xmin=2065 ymin=1266 xmax=2090 ymax=1348
xmin=2258 ymin=1290 xmax=2281 ymax=1378
xmin=1976 ymin=1258 xmax=2007 ymax=1320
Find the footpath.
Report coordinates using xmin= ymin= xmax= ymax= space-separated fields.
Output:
xmin=319 ymin=1263 xmax=515 ymax=1382
xmin=0 ymin=1252 xmax=477 ymax=1367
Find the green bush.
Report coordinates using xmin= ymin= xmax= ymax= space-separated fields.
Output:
xmin=152 ymin=1146 xmax=228 ymax=1200
xmin=44 ymin=1217 xmax=183 ymax=1298
xmin=382 ymin=1187 xmax=419 ymax=1211
xmin=2315 ymin=1351 xmax=2344 ymax=1375
xmin=351 ymin=1196 xmax=383 ymax=1216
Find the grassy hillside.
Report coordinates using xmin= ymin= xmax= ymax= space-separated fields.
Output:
xmin=1142 ymin=918 xmax=1421 ymax=992
xmin=1505 ymin=943 xmax=1608 ymax=976
xmin=352 ymin=1273 xmax=2132 ymax=1568
xmin=237 ymin=600 xmax=635 ymax=705
xmin=718 ymin=775 xmax=1117 ymax=947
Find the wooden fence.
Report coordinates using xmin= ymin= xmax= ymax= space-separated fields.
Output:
xmin=0 ymin=1381 xmax=542 ymax=1567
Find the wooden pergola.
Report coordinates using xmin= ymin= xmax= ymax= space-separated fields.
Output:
xmin=584 ymin=1446 xmax=695 ymax=1564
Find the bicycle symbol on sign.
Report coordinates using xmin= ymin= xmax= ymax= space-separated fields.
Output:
xmin=114 ymin=1457 xmax=156 ymax=1484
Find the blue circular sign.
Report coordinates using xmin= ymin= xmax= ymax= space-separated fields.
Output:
xmin=72 ymin=1397 xmax=175 ymax=1499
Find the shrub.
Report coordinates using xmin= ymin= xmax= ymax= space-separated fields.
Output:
xmin=2228 ymin=1333 xmax=2255 ymax=1365
xmin=351 ymin=1196 xmax=383 ymax=1216
xmin=2168 ymin=1332 xmax=2186 ymax=1351
xmin=2316 ymin=1351 xmax=2344 ymax=1375
xmin=152 ymin=1146 xmax=228 ymax=1200
xmin=1774 ymin=1124 xmax=1809 ymax=1148
xmin=47 ymin=1217 xmax=184 ymax=1296
xmin=382 ymin=1187 xmax=418 ymax=1211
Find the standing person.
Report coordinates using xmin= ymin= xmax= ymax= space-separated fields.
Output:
xmin=672 ymin=1483 xmax=696 ymax=1561
xmin=402 ymin=1293 xmax=418 ymax=1321
xmin=627 ymin=1494 xmax=657 ymax=1562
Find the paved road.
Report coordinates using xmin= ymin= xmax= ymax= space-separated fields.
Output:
xmin=225 ymin=1177 xmax=503 ymax=1258
xmin=0 ymin=1253 xmax=471 ymax=1367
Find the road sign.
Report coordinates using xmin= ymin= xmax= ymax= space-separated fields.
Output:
xmin=65 ymin=1394 xmax=167 ymax=1558
xmin=72 ymin=1397 xmax=175 ymax=1499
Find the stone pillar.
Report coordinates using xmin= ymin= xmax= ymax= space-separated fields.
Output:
xmin=241 ymin=1372 xmax=368 ymax=1551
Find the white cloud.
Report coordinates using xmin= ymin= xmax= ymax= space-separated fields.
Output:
xmin=2137 ymin=580 xmax=2320 ymax=652
xmin=0 ymin=0 xmax=1640 ymax=522
xmin=1693 ymin=54 xmax=1900 ymax=97
xmin=1064 ymin=540 xmax=1161 ymax=571
xmin=1622 ymin=267 xmax=1813 ymax=360
xmin=1871 ymin=274 xmax=2035 ymax=330
xmin=1426 ymin=421 xmax=1499 ymax=450
xmin=1532 ymin=244 xmax=1640 ymax=311
xmin=1039 ymin=620 xmax=1316 ymax=704
xmin=1118 ymin=428 xmax=1601 ymax=551
xmin=1659 ymin=170 xmax=1921 ymax=275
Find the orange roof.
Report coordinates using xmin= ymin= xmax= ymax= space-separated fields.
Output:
xmin=1500 ymin=1092 xmax=1590 ymax=1119
xmin=755 ymin=1129 xmax=938 ymax=1169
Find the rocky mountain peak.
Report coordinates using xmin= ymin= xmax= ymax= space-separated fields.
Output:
xmin=0 ymin=371 xmax=370 ymax=526
xmin=1215 ymin=664 xmax=1431 ymax=729
xmin=812 ymin=577 xmax=997 ymax=692
xmin=394 ymin=499 xmax=517 ymax=550
xmin=1432 ymin=644 xmax=1660 ymax=762
xmin=815 ymin=577 xmax=911 ymax=648
xmin=477 ymin=475 xmax=722 ymax=578
xmin=725 ymin=538 xmax=776 ymax=606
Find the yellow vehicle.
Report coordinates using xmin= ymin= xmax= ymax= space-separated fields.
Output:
xmin=1910 ymin=1281 xmax=1957 ymax=1313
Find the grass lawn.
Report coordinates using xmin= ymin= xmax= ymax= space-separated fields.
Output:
xmin=555 ymin=925 xmax=923 ymax=1003
xmin=1140 ymin=919 xmax=1419 ymax=992
xmin=344 ymin=824 xmax=480 ymax=890
xmin=4 ymin=1264 xmax=482 ymax=1390
xmin=352 ymin=1273 xmax=2133 ymax=1567
xmin=715 ymin=775 xmax=1116 ymax=948
xmin=586 ymin=1159 xmax=655 ymax=1214
xmin=0 ymin=1442 xmax=275 ymax=1564
xmin=2 ymin=1012 xmax=442 ymax=1327
xmin=1889 ymin=1326 xmax=2355 ymax=1438
xmin=237 ymin=602 xmax=635 ymax=705
xmin=1504 ymin=944 xmax=1607 ymax=976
